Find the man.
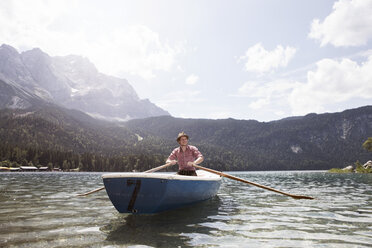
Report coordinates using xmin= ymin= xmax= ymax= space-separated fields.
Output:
xmin=166 ymin=132 xmax=204 ymax=176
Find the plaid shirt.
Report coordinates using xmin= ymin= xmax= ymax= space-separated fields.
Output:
xmin=168 ymin=145 xmax=203 ymax=171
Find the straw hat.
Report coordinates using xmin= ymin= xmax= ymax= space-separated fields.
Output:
xmin=177 ymin=131 xmax=189 ymax=142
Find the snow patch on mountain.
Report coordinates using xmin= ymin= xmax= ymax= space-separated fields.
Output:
xmin=290 ymin=145 xmax=303 ymax=154
xmin=340 ymin=119 xmax=352 ymax=140
xmin=7 ymin=96 xmax=31 ymax=109
xmin=12 ymin=111 xmax=35 ymax=118
xmin=86 ymin=112 xmax=132 ymax=122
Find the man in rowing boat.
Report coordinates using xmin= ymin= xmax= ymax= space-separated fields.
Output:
xmin=166 ymin=132 xmax=204 ymax=176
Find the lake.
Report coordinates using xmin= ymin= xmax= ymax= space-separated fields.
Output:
xmin=0 ymin=171 xmax=371 ymax=247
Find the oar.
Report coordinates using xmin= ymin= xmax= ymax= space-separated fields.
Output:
xmin=76 ymin=163 xmax=172 ymax=197
xmin=193 ymin=164 xmax=314 ymax=200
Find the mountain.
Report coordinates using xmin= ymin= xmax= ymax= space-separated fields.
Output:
xmin=125 ymin=106 xmax=372 ymax=170
xmin=0 ymin=45 xmax=370 ymax=172
xmin=0 ymin=78 xmax=44 ymax=109
xmin=0 ymin=104 xmax=371 ymax=171
xmin=0 ymin=103 xmax=167 ymax=171
xmin=0 ymin=44 xmax=169 ymax=121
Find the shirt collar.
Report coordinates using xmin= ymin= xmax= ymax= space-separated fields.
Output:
xmin=179 ymin=145 xmax=190 ymax=151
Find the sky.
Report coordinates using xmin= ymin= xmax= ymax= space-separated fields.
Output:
xmin=1 ymin=0 xmax=372 ymax=121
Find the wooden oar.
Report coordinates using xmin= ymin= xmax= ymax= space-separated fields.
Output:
xmin=193 ymin=164 xmax=314 ymax=200
xmin=76 ymin=163 xmax=173 ymax=196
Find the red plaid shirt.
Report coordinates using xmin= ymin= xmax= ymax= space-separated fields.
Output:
xmin=168 ymin=145 xmax=203 ymax=171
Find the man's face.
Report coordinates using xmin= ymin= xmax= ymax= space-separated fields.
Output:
xmin=178 ymin=136 xmax=188 ymax=146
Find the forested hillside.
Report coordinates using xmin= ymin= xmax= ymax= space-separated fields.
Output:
xmin=0 ymin=105 xmax=371 ymax=171
xmin=0 ymin=104 xmax=168 ymax=171
xmin=126 ymin=105 xmax=372 ymax=170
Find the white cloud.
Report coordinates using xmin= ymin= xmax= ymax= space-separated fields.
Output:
xmin=289 ymin=56 xmax=372 ymax=115
xmin=239 ymin=43 xmax=296 ymax=73
xmin=309 ymin=0 xmax=372 ymax=47
xmin=274 ymin=110 xmax=286 ymax=117
xmin=156 ymin=90 xmax=204 ymax=109
xmin=185 ymin=74 xmax=199 ymax=85
xmin=249 ymin=98 xmax=270 ymax=110
xmin=0 ymin=0 xmax=186 ymax=80
xmin=90 ymin=26 xmax=186 ymax=80
xmin=236 ymin=80 xmax=296 ymax=99
xmin=234 ymin=54 xmax=372 ymax=116
xmin=234 ymin=80 xmax=297 ymax=113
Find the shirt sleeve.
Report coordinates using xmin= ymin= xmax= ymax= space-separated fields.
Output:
xmin=168 ymin=148 xmax=178 ymax=161
xmin=192 ymin=146 xmax=203 ymax=159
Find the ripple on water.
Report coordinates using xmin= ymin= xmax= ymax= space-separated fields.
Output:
xmin=0 ymin=171 xmax=371 ymax=247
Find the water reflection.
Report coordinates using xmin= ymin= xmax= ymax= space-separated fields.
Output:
xmin=1 ymin=171 xmax=371 ymax=247
xmin=102 ymin=197 xmax=221 ymax=247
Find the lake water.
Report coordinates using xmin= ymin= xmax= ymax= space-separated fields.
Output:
xmin=0 ymin=171 xmax=371 ymax=247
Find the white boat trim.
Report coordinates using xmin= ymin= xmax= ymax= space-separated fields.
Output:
xmin=102 ymin=170 xmax=221 ymax=181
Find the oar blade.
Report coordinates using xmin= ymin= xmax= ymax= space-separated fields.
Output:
xmin=290 ymin=195 xmax=314 ymax=200
xmin=76 ymin=186 xmax=105 ymax=197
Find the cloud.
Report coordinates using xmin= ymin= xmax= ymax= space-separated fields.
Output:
xmin=309 ymin=0 xmax=372 ymax=47
xmin=234 ymin=54 xmax=372 ymax=116
xmin=0 ymin=0 xmax=186 ymax=80
xmin=239 ymin=43 xmax=296 ymax=73
xmin=234 ymin=80 xmax=297 ymax=114
xmin=90 ymin=26 xmax=186 ymax=80
xmin=185 ymin=74 xmax=199 ymax=85
xmin=156 ymin=90 xmax=204 ymax=109
xmin=289 ymin=55 xmax=372 ymax=115
xmin=248 ymin=98 xmax=270 ymax=110
xmin=236 ymin=80 xmax=296 ymax=99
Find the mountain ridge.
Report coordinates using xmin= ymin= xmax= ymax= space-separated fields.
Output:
xmin=0 ymin=104 xmax=370 ymax=171
xmin=0 ymin=45 xmax=371 ymax=171
xmin=124 ymin=105 xmax=372 ymax=170
xmin=0 ymin=44 xmax=169 ymax=121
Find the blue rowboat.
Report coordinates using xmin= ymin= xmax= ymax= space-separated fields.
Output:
xmin=102 ymin=170 xmax=221 ymax=214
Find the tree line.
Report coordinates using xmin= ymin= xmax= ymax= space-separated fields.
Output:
xmin=0 ymin=144 xmax=168 ymax=172
xmin=1 ymin=106 xmax=371 ymax=172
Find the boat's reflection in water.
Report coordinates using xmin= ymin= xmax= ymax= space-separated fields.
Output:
xmin=101 ymin=196 xmax=221 ymax=247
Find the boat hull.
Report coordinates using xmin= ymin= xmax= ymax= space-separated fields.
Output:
xmin=102 ymin=170 xmax=221 ymax=214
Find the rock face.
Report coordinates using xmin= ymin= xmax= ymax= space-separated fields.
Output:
xmin=0 ymin=44 xmax=169 ymax=121
xmin=342 ymin=165 xmax=354 ymax=171
xmin=363 ymin=160 xmax=372 ymax=169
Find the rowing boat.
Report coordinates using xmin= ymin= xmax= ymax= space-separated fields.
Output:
xmin=102 ymin=170 xmax=221 ymax=214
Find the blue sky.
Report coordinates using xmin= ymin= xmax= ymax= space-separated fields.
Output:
xmin=1 ymin=0 xmax=372 ymax=121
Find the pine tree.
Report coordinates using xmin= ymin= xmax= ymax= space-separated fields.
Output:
xmin=362 ymin=137 xmax=372 ymax=152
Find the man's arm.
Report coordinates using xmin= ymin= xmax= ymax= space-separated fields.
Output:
xmin=166 ymin=158 xmax=177 ymax=165
xmin=187 ymin=146 xmax=204 ymax=166
xmin=193 ymin=156 xmax=203 ymax=165
xmin=166 ymin=149 xmax=178 ymax=165
xmin=187 ymin=146 xmax=203 ymax=166
xmin=187 ymin=156 xmax=203 ymax=166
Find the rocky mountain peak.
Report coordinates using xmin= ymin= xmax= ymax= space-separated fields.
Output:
xmin=0 ymin=44 xmax=19 ymax=56
xmin=0 ymin=44 xmax=170 ymax=120
xmin=0 ymin=44 xmax=37 ymax=89
xmin=54 ymin=55 xmax=98 ymax=77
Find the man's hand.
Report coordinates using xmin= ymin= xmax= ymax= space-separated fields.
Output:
xmin=169 ymin=160 xmax=177 ymax=165
xmin=187 ymin=161 xmax=195 ymax=166
xmin=188 ymin=157 xmax=203 ymax=167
